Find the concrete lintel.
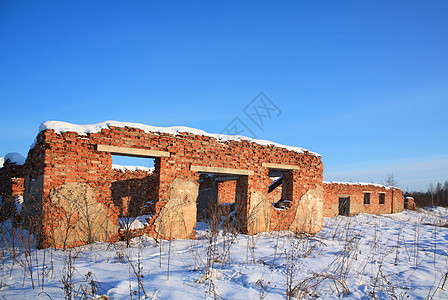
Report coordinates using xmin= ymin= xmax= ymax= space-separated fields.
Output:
xmin=191 ymin=165 xmax=254 ymax=176
xmin=262 ymin=162 xmax=299 ymax=170
xmin=96 ymin=144 xmax=170 ymax=158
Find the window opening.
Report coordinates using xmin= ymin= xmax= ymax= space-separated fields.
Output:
xmin=268 ymin=169 xmax=293 ymax=210
xmin=111 ymin=155 xmax=155 ymax=172
xmin=338 ymin=197 xmax=350 ymax=216
xmin=364 ymin=192 xmax=371 ymax=205
xmin=196 ymin=173 xmax=238 ymax=227
xmin=379 ymin=193 xmax=385 ymax=205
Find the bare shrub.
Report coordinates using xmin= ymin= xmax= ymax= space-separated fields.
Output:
xmin=116 ymin=180 xmax=151 ymax=248
xmin=0 ymin=194 xmax=50 ymax=290
xmin=255 ymin=278 xmax=273 ymax=300
xmin=61 ymin=249 xmax=79 ymax=300
xmin=293 ymin=273 xmax=350 ymax=298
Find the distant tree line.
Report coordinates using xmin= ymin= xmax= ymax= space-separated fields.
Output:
xmin=404 ymin=181 xmax=448 ymax=208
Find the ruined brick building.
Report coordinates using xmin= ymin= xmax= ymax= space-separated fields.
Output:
xmin=0 ymin=121 xmax=404 ymax=248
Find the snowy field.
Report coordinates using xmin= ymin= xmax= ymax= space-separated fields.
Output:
xmin=1 ymin=207 xmax=448 ymax=299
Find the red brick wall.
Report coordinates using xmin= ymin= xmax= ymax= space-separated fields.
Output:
xmin=11 ymin=178 xmax=24 ymax=197
xmin=24 ymin=124 xmax=323 ymax=247
xmin=0 ymin=162 xmax=25 ymax=221
xmin=269 ymin=167 xmax=323 ymax=231
xmin=24 ymin=130 xmax=119 ymax=248
xmin=0 ymin=162 xmax=25 ymax=197
xmin=405 ymin=197 xmax=416 ymax=210
xmin=217 ymin=181 xmax=236 ymax=204
xmin=323 ymin=182 xmax=404 ymax=217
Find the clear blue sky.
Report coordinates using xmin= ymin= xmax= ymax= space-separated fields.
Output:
xmin=1 ymin=1 xmax=447 ymax=191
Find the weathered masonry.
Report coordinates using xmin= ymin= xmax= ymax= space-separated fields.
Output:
xmin=20 ymin=121 xmax=325 ymax=248
xmin=0 ymin=154 xmax=25 ymax=223
xmin=0 ymin=121 xmax=404 ymax=248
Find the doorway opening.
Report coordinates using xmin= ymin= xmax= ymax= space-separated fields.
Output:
xmin=338 ymin=196 xmax=350 ymax=216
xmin=195 ymin=172 xmax=250 ymax=233
xmin=196 ymin=173 xmax=238 ymax=221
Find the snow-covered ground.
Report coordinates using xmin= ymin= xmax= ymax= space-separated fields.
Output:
xmin=1 ymin=208 xmax=447 ymax=299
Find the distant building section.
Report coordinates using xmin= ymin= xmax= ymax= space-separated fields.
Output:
xmin=323 ymin=181 xmax=404 ymax=217
xmin=405 ymin=196 xmax=416 ymax=210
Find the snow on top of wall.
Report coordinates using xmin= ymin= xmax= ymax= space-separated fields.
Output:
xmin=112 ymin=164 xmax=154 ymax=172
xmin=38 ymin=120 xmax=320 ymax=156
xmin=0 ymin=157 xmax=4 ymax=167
xmin=323 ymin=180 xmax=398 ymax=190
xmin=4 ymin=153 xmax=26 ymax=165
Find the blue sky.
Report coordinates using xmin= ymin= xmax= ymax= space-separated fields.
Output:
xmin=1 ymin=1 xmax=447 ymax=191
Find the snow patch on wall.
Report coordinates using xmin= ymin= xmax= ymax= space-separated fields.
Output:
xmin=38 ymin=120 xmax=320 ymax=156
xmin=4 ymin=153 xmax=26 ymax=165
xmin=323 ymin=180 xmax=397 ymax=189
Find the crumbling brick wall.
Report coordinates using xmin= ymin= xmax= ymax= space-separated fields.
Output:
xmin=217 ymin=180 xmax=236 ymax=204
xmin=405 ymin=196 xmax=416 ymax=210
xmin=23 ymin=122 xmax=325 ymax=247
xmin=323 ymin=182 xmax=404 ymax=217
xmin=0 ymin=162 xmax=25 ymax=198
xmin=0 ymin=161 xmax=25 ymax=221
xmin=23 ymin=130 xmax=119 ymax=248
